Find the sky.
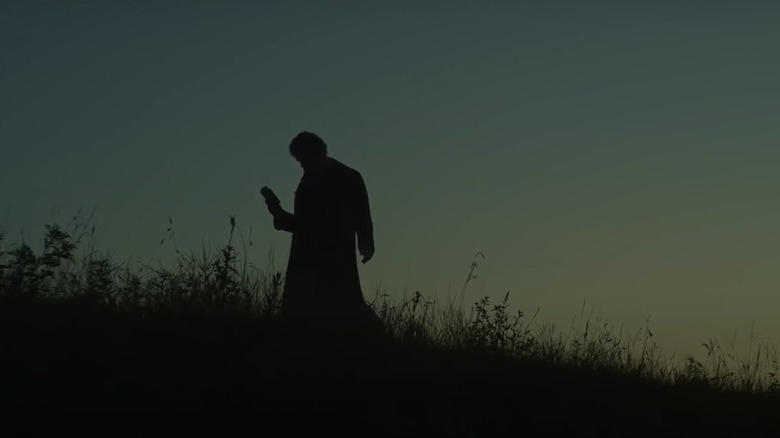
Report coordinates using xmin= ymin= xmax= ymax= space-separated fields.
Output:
xmin=2 ymin=1 xmax=780 ymax=361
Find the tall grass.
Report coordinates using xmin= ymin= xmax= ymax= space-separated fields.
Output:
xmin=1 ymin=212 xmax=779 ymax=395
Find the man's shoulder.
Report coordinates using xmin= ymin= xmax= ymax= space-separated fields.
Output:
xmin=329 ymin=158 xmax=362 ymax=178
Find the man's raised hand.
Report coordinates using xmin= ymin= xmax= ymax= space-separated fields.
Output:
xmin=260 ymin=186 xmax=282 ymax=215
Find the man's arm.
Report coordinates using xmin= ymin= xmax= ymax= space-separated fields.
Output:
xmin=261 ymin=187 xmax=295 ymax=233
xmin=355 ymin=173 xmax=374 ymax=263
xmin=272 ymin=208 xmax=295 ymax=233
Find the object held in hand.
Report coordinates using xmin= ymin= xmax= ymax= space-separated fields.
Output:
xmin=260 ymin=186 xmax=281 ymax=205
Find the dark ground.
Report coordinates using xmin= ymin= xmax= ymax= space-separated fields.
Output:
xmin=2 ymin=318 xmax=778 ymax=437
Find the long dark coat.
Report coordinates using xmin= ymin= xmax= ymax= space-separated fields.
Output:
xmin=272 ymin=158 xmax=374 ymax=321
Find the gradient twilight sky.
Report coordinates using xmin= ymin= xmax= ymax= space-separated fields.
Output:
xmin=2 ymin=2 xmax=780 ymax=359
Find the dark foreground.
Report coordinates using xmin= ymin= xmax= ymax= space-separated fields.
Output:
xmin=3 ymin=317 xmax=778 ymax=437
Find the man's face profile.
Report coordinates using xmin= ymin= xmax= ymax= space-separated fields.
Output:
xmin=292 ymin=151 xmax=320 ymax=172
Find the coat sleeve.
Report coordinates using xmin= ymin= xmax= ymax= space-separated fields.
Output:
xmin=354 ymin=172 xmax=374 ymax=249
xmin=272 ymin=208 xmax=295 ymax=233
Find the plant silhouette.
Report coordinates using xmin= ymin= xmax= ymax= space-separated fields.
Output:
xmin=2 ymin=212 xmax=780 ymax=435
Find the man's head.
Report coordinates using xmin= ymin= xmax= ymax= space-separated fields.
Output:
xmin=289 ymin=131 xmax=328 ymax=171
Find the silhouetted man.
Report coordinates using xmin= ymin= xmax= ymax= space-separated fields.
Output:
xmin=261 ymin=132 xmax=376 ymax=327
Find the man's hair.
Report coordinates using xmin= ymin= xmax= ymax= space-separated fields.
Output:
xmin=289 ymin=131 xmax=327 ymax=158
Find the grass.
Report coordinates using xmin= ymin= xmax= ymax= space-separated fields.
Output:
xmin=1 ymin=212 xmax=779 ymax=436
